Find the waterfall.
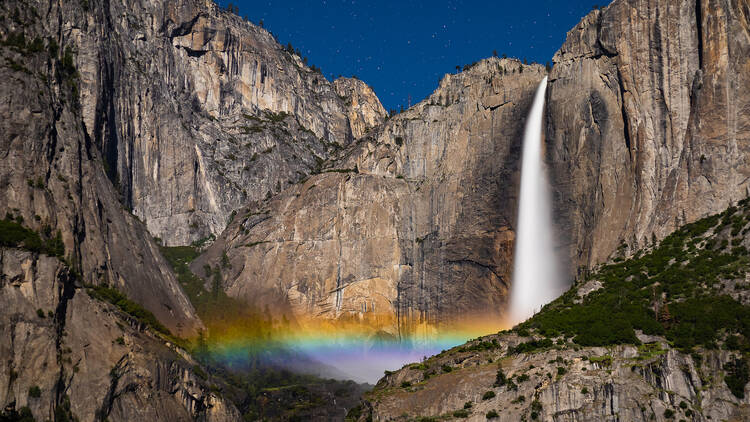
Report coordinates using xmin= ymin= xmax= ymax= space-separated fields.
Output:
xmin=509 ymin=76 xmax=564 ymax=325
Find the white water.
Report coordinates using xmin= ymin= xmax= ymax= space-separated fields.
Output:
xmin=509 ymin=77 xmax=564 ymax=325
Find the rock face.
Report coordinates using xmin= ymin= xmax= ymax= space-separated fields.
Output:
xmin=0 ymin=0 xmax=201 ymax=337
xmin=362 ymin=332 xmax=750 ymax=422
xmin=334 ymin=77 xmax=388 ymax=139
xmin=547 ymin=0 xmax=750 ymax=269
xmin=0 ymin=249 xmax=240 ymax=422
xmin=69 ymin=0 xmax=386 ymax=246
xmin=194 ymin=59 xmax=547 ymax=337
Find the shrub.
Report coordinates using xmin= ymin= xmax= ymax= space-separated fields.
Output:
xmin=441 ymin=364 xmax=453 ymax=373
xmin=0 ymin=218 xmax=64 ymax=257
xmin=87 ymin=285 xmax=170 ymax=335
xmin=345 ymin=404 xmax=363 ymax=421
xmin=459 ymin=340 xmax=499 ymax=353
xmin=192 ymin=365 xmax=208 ymax=379
xmin=509 ymin=338 xmax=553 ymax=354
xmin=581 ymin=387 xmax=588 ymax=394
xmin=589 ymin=355 xmax=613 ymax=367
xmin=28 ymin=386 xmax=41 ymax=398
xmin=36 ymin=309 xmax=45 ymax=318
xmin=515 ymin=328 xmax=531 ymax=337
xmin=61 ymin=46 xmax=77 ymax=77
xmin=265 ymin=110 xmax=288 ymax=123
xmin=452 ymin=409 xmax=469 ymax=418
xmin=7 ymin=406 xmax=35 ymax=422
xmin=486 ymin=410 xmax=499 ymax=419
xmin=400 ymin=381 xmax=411 ymax=388
xmin=482 ymin=391 xmax=496 ymax=400
xmin=55 ymin=394 xmax=75 ymax=422
xmin=724 ymin=357 xmax=749 ymax=399
xmin=463 ymin=401 xmax=473 ymax=409
xmin=511 ymin=395 xmax=526 ymax=404
xmin=531 ymin=400 xmax=542 ymax=418
xmin=494 ymin=368 xmax=507 ymax=387
xmin=664 ymin=409 xmax=675 ymax=418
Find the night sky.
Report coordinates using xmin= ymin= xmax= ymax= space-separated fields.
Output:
xmin=218 ymin=0 xmax=597 ymax=112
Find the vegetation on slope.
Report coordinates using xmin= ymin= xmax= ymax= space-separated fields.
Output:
xmin=86 ymin=285 xmax=171 ymax=336
xmin=0 ymin=215 xmax=64 ymax=258
xmin=519 ymin=198 xmax=750 ymax=353
xmin=159 ymin=245 xmax=281 ymax=349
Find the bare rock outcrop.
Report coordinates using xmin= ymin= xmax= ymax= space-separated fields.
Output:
xmin=334 ymin=77 xmax=388 ymax=139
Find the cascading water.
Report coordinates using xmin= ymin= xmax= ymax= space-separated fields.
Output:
xmin=509 ymin=76 xmax=564 ymax=325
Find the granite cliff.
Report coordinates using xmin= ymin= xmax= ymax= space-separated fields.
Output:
xmin=194 ymin=59 xmax=547 ymax=338
xmin=0 ymin=248 xmax=240 ymax=421
xmin=0 ymin=0 xmax=202 ymax=337
xmin=357 ymin=3 xmax=750 ymax=418
xmin=0 ymin=0 xmax=385 ymax=419
xmin=547 ymin=0 xmax=750 ymax=269
xmin=72 ymin=0 xmax=386 ymax=246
